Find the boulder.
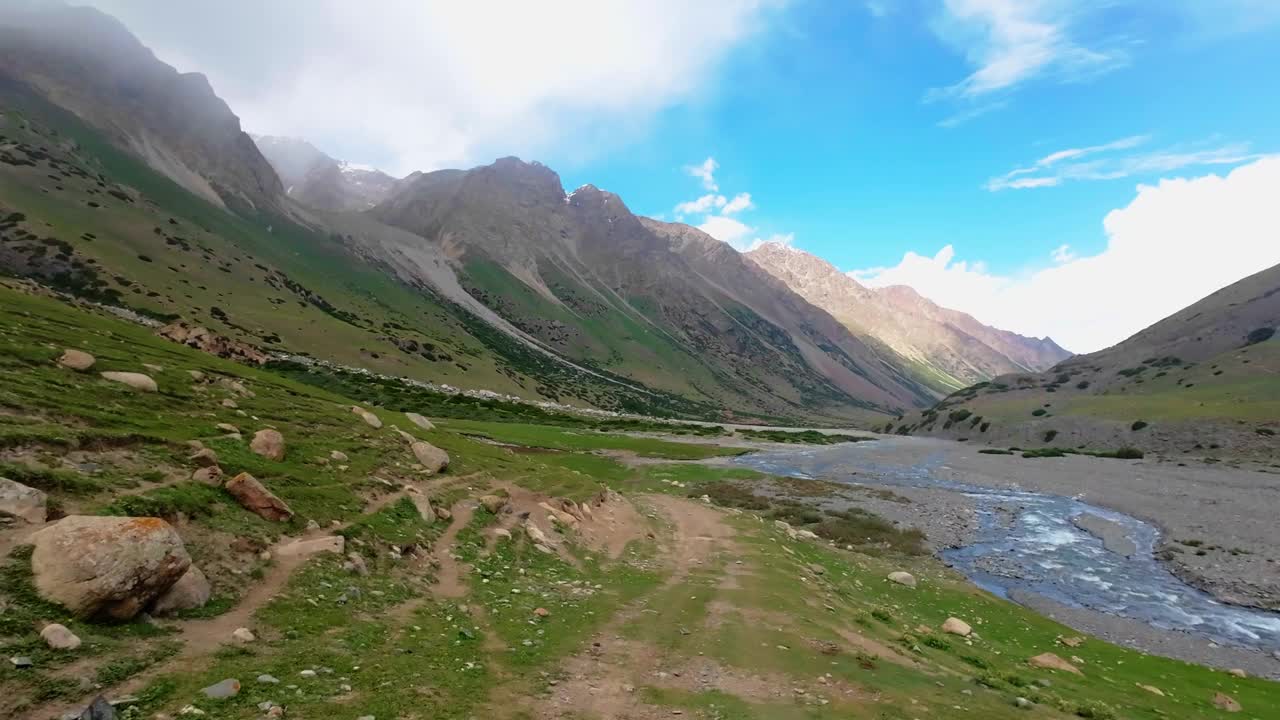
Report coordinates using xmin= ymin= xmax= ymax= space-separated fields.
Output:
xmin=188 ymin=370 xmax=206 ymax=382
xmin=232 ymin=627 xmax=256 ymax=643
xmin=192 ymin=466 xmax=223 ymax=485
xmin=887 ymin=571 xmax=917 ymax=588
xmin=100 ymin=371 xmax=157 ymax=392
xmin=405 ymin=412 xmax=435 ymax=431
xmin=492 ymin=528 xmax=512 ymax=540
xmin=1227 ymin=668 xmax=1246 ymax=678
xmin=351 ymin=406 xmax=382 ymax=428
xmin=30 ymin=516 xmax=190 ymax=620
xmin=74 ymin=695 xmax=115 ymax=720
xmin=40 ymin=623 xmax=81 ymax=650
xmin=539 ymin=501 xmax=578 ymax=528
xmin=1028 ymin=652 xmax=1083 ymax=675
xmin=410 ymin=441 xmax=449 ymax=474
xmin=189 ymin=448 xmax=219 ymax=468
xmin=0 ymin=476 xmax=47 ymax=523
xmin=479 ymin=495 xmax=507 ymax=514
xmin=1137 ymin=684 xmax=1164 ymax=697
xmin=250 ymin=429 xmax=285 ymax=461
xmin=58 ymin=349 xmax=95 ymax=371
xmin=224 ymin=472 xmax=293 ymax=521
xmin=1212 ymin=692 xmax=1241 ymax=712
xmin=216 ymin=423 xmax=239 ymax=433
xmin=942 ymin=617 xmax=972 ymax=637
xmin=202 ymin=678 xmax=241 ymax=699
xmin=151 ymin=565 xmax=211 ymax=615
xmin=524 ymin=519 xmax=551 ymax=546
xmin=330 ymin=450 xmax=349 ymax=462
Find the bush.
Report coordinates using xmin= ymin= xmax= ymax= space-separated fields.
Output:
xmin=1130 ymin=420 xmax=1148 ymax=431
xmin=948 ymin=409 xmax=972 ymax=423
xmin=1043 ymin=430 xmax=1059 ymax=442
xmin=1031 ymin=409 xmax=1047 ymax=417
xmin=1075 ymin=380 xmax=1090 ymax=390
xmin=1110 ymin=447 xmax=1145 ymax=459
xmin=979 ymin=421 xmax=991 ymax=432
xmin=1245 ymin=327 xmax=1275 ymax=346
xmin=1257 ymin=428 xmax=1276 ymax=437
xmin=979 ymin=448 xmax=1012 ymax=455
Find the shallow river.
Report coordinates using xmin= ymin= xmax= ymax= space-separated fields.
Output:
xmin=734 ymin=443 xmax=1280 ymax=654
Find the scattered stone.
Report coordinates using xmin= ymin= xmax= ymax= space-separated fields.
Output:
xmin=202 ymin=678 xmax=240 ymax=699
xmin=151 ymin=565 xmax=211 ymax=615
xmin=73 ymin=694 xmax=115 ymax=719
xmin=276 ymin=535 xmax=344 ymax=558
xmin=351 ymin=406 xmax=382 ymax=428
xmin=58 ymin=349 xmax=95 ymax=371
xmin=216 ymin=423 xmax=239 ymax=433
xmin=1028 ymin=652 xmax=1083 ymax=675
xmin=10 ymin=655 xmax=32 ymax=668
xmin=41 ymin=623 xmax=81 ymax=650
xmin=434 ymin=506 xmax=452 ymax=522
xmin=1014 ymin=697 xmax=1032 ymax=709
xmin=794 ymin=529 xmax=820 ymax=541
xmin=1227 ymin=668 xmax=1247 ymax=678
xmin=191 ymin=466 xmax=223 ymax=485
xmin=257 ymin=674 xmax=280 ymax=684
xmin=343 ymin=553 xmax=369 ymax=576
xmin=330 ymin=450 xmax=349 ymax=462
xmin=1137 ymin=684 xmax=1164 ymax=696
xmin=887 ymin=571 xmax=916 ymax=588
xmin=534 ymin=607 xmax=550 ymax=618
xmin=225 ymin=472 xmax=293 ymax=521
xmin=100 ymin=371 xmax=157 ymax=392
xmin=189 ymin=448 xmax=219 ymax=468
xmin=142 ymin=363 xmax=164 ymax=373
xmin=941 ymin=617 xmax=972 ymax=637
xmin=0 ymin=476 xmax=47 ymax=524
xmin=1212 ymin=692 xmax=1242 ymax=712
xmin=1059 ymin=636 xmax=1084 ymax=648
xmin=524 ymin=520 xmax=551 ymax=546
xmin=405 ymin=412 xmax=434 ymax=431
xmin=157 ymin=323 xmax=268 ymax=364
xmin=231 ymin=627 xmax=255 ymax=643
xmin=188 ymin=370 xmax=206 ymax=382
xmin=178 ymin=705 xmax=206 ymax=715
xmin=809 ymin=563 xmax=826 ymax=576
xmin=410 ymin=441 xmax=449 ymax=474
xmin=221 ymin=398 xmax=238 ymax=409
xmin=300 ymin=669 xmax=317 ymax=678
xmin=30 ymin=515 xmax=190 ymax=620
xmin=492 ymin=528 xmax=512 ymax=540
xmin=249 ymin=429 xmax=286 ymax=461
xmin=479 ymin=495 xmax=507 ymax=514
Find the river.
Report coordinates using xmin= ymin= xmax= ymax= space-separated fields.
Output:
xmin=733 ymin=442 xmax=1280 ymax=655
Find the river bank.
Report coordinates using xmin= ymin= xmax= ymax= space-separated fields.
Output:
xmin=726 ymin=434 xmax=1280 ymax=677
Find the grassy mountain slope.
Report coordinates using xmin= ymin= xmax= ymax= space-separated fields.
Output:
xmin=2 ymin=285 xmax=1275 ymax=718
xmin=894 ymin=263 xmax=1280 ymax=461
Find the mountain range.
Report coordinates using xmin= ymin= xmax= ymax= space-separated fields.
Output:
xmin=0 ymin=2 xmax=1099 ymax=426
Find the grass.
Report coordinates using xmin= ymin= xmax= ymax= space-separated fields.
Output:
xmin=735 ymin=428 xmax=872 ymax=444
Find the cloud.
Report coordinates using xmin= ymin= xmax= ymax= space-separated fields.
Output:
xmin=721 ymin=192 xmax=754 ymax=215
xmin=928 ymin=0 xmax=1127 ymax=102
xmin=686 ymin=157 xmax=721 ymax=192
xmin=698 ymin=216 xmax=754 ymax=247
xmin=853 ymin=156 xmax=1280 ymax=353
xmin=675 ymin=193 xmax=726 ymax=215
xmin=987 ymin=136 xmax=1266 ymax=190
xmin=745 ymin=232 xmax=795 ymax=251
xmin=1050 ymin=244 xmax=1074 ymax=263
xmin=937 ymin=100 xmax=1009 ymax=128
xmin=81 ymin=1 xmax=785 ymax=176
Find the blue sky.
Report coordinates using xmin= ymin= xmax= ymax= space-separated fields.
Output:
xmin=86 ymin=0 xmax=1280 ymax=351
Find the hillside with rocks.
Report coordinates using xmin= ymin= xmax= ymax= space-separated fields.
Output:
xmin=747 ymin=242 xmax=1071 ymax=395
xmin=893 ymin=262 xmax=1280 ymax=462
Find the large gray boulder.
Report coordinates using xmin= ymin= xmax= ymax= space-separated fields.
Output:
xmin=150 ymin=565 xmax=212 ymax=615
xmin=100 ymin=371 xmax=158 ymax=392
xmin=0 ymin=476 xmax=47 ymax=523
xmin=30 ymin=516 xmax=191 ymax=620
xmin=411 ymin=441 xmax=449 ymax=474
xmin=250 ymin=429 xmax=285 ymax=461
xmin=225 ymin=472 xmax=293 ymax=521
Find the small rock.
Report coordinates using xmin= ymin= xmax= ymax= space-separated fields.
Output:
xmin=1028 ymin=652 xmax=1083 ymax=676
xmin=1227 ymin=668 xmax=1246 ymax=678
xmin=188 ymin=370 xmax=205 ymax=381
xmin=249 ymin=429 xmax=286 ymax=461
xmin=257 ymin=674 xmax=280 ymax=684
xmin=277 ymin=535 xmax=344 ymax=557
xmin=351 ymin=406 xmax=382 ymax=428
xmin=809 ymin=563 xmax=825 ymax=576
xmin=100 ymin=371 xmax=157 ymax=392
xmin=178 ymin=705 xmax=205 ymax=716
xmin=300 ymin=669 xmax=317 ymax=678
xmin=73 ymin=694 xmax=115 ymax=719
xmin=41 ymin=623 xmax=82 ymax=650
xmin=534 ymin=607 xmax=550 ymax=618
xmin=1059 ymin=635 xmax=1084 ymax=648
xmin=10 ymin=655 xmax=32 ymax=668
xmin=0 ymin=476 xmax=48 ymax=524
xmin=58 ymin=349 xmax=95 ymax=371
xmin=941 ymin=617 xmax=972 ymax=637
xmin=221 ymin=398 xmax=238 ymax=409
xmin=201 ymin=678 xmax=241 ymax=699
xmin=344 ymin=553 xmax=369 ymax=576
xmin=151 ymin=565 xmax=211 ymax=615
xmin=492 ymin=528 xmax=512 ymax=540
xmin=215 ymin=423 xmax=239 ymax=433
xmin=887 ymin=571 xmax=916 ymax=587
xmin=1212 ymin=692 xmax=1242 ymax=712
xmin=191 ymin=466 xmax=223 ymax=485
xmin=189 ymin=448 xmax=219 ymax=468
xmin=225 ymin=472 xmax=293 ymax=521
xmin=435 ymin=506 xmax=452 ymax=521
xmin=405 ymin=412 xmax=434 ymax=430
xmin=1137 ymin=684 xmax=1164 ymax=696
xmin=330 ymin=450 xmax=348 ymax=462
xmin=1014 ymin=697 xmax=1032 ymax=709
xmin=231 ymin=627 xmax=255 ymax=643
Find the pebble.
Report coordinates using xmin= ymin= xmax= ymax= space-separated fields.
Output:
xmin=201 ymin=678 xmax=241 ymax=699
xmin=300 ymin=670 xmax=317 ymax=678
xmin=1015 ymin=697 xmax=1032 ymax=709
xmin=10 ymin=656 xmax=32 ymax=668
xmin=257 ymin=674 xmax=280 ymax=684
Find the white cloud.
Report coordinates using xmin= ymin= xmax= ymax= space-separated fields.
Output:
xmin=721 ymin=192 xmax=754 ymax=215
xmin=987 ymin=136 xmax=1265 ymax=190
xmin=1050 ymin=243 xmax=1074 ymax=263
xmin=698 ymin=216 xmax=754 ymax=248
xmin=686 ymin=157 xmax=721 ymax=192
xmin=675 ymin=193 xmax=726 ymax=216
xmin=928 ymin=0 xmax=1126 ymax=102
xmin=854 ymin=156 xmax=1280 ymax=353
xmin=84 ymin=1 xmax=785 ymax=176
xmin=745 ymin=232 xmax=795 ymax=251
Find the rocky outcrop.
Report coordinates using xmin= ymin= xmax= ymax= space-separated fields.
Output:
xmin=150 ymin=565 xmax=212 ymax=615
xmin=0 ymin=476 xmax=47 ymax=523
xmin=30 ymin=515 xmax=191 ymax=620
xmin=157 ymin=323 xmax=268 ymax=364
xmin=250 ymin=429 xmax=285 ymax=461
xmin=411 ymin=441 xmax=449 ymax=474
xmin=100 ymin=371 xmax=157 ymax=392
xmin=224 ymin=472 xmax=293 ymax=521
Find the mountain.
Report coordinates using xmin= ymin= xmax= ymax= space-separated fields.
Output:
xmin=897 ymin=263 xmax=1280 ymax=460
xmin=0 ymin=2 xmax=281 ymax=210
xmin=364 ymin=161 xmax=935 ymax=420
xmin=253 ymin=134 xmax=401 ymax=211
xmin=746 ymin=242 xmax=1071 ymax=395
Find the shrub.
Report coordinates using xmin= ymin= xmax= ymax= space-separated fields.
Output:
xmin=1031 ymin=409 xmax=1047 ymax=417
xmin=1258 ymin=428 xmax=1276 ymax=437
xmin=949 ymin=409 xmax=972 ymax=422
xmin=1130 ymin=420 xmax=1148 ymax=431
xmin=1075 ymin=380 xmax=1090 ymax=389
xmin=1043 ymin=430 xmax=1059 ymax=442
xmin=1110 ymin=447 xmax=1144 ymax=459
xmin=1245 ymin=327 xmax=1275 ymax=346
xmin=979 ymin=448 xmax=1012 ymax=455
xmin=979 ymin=421 xmax=990 ymax=432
